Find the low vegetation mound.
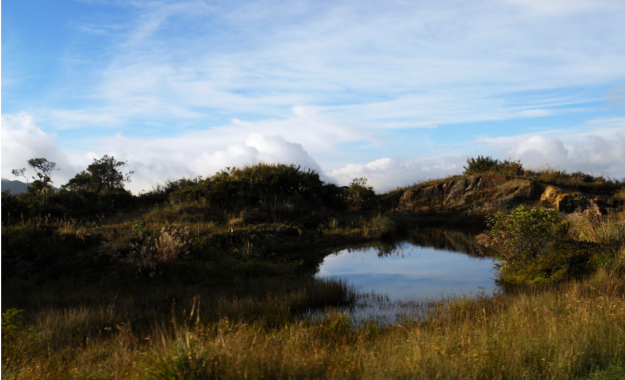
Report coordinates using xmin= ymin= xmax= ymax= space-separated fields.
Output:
xmin=477 ymin=205 xmax=625 ymax=284
xmin=463 ymin=155 xmax=524 ymax=176
xmin=146 ymin=163 xmax=346 ymax=222
xmin=3 ymin=155 xmax=625 ymax=379
xmin=398 ymin=156 xmax=624 ymax=216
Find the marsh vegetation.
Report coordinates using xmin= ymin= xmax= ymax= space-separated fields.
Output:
xmin=2 ymin=157 xmax=625 ymax=379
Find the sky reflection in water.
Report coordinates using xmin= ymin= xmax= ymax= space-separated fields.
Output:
xmin=316 ymin=240 xmax=497 ymax=300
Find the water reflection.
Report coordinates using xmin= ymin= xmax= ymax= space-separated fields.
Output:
xmin=406 ymin=227 xmax=484 ymax=257
xmin=313 ymin=228 xmax=498 ymax=325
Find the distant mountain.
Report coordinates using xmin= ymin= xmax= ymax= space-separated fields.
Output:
xmin=1 ymin=179 xmax=60 ymax=194
xmin=2 ymin=179 xmax=29 ymax=194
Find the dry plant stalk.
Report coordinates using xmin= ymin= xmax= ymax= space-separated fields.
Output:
xmin=568 ymin=211 xmax=625 ymax=246
xmin=129 ymin=227 xmax=192 ymax=276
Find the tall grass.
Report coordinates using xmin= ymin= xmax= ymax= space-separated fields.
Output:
xmin=3 ymin=163 xmax=625 ymax=379
xmin=569 ymin=211 xmax=625 ymax=246
xmin=3 ymin=272 xmax=625 ymax=379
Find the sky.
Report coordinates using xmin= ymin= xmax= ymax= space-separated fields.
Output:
xmin=317 ymin=243 xmax=497 ymax=299
xmin=2 ymin=0 xmax=625 ymax=193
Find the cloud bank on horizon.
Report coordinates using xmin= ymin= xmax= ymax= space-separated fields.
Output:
xmin=2 ymin=0 xmax=625 ymax=193
xmin=3 ymin=113 xmax=624 ymax=193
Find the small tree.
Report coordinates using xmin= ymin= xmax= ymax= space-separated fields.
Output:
xmin=12 ymin=158 xmax=59 ymax=190
xmin=61 ymin=171 xmax=92 ymax=192
xmin=10 ymin=168 xmax=29 ymax=185
xmin=62 ymin=155 xmax=133 ymax=193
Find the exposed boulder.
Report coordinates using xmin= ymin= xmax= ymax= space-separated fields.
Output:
xmin=540 ymin=186 xmax=624 ymax=214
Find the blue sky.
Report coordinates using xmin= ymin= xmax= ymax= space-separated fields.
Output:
xmin=3 ymin=0 xmax=625 ymax=193
xmin=317 ymin=243 xmax=497 ymax=299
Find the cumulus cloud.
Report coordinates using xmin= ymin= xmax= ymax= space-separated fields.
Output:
xmin=111 ymin=133 xmax=324 ymax=193
xmin=328 ymin=157 xmax=466 ymax=193
xmin=327 ymin=120 xmax=625 ymax=192
xmin=4 ymin=112 xmax=624 ymax=195
xmin=2 ymin=112 xmax=326 ymax=193
xmin=1 ymin=113 xmax=83 ymax=185
xmin=484 ymin=131 xmax=625 ymax=178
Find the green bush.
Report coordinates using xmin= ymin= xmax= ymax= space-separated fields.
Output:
xmin=463 ymin=155 xmax=523 ymax=176
xmin=148 ymin=163 xmax=345 ymax=221
xmin=485 ymin=205 xmax=561 ymax=268
xmin=1 ymin=309 xmax=25 ymax=342
xmin=501 ymin=240 xmax=596 ymax=284
xmin=371 ymin=215 xmax=397 ymax=238
xmin=345 ymin=177 xmax=376 ymax=210
xmin=478 ymin=205 xmax=609 ymax=284
xmin=1 ymin=191 xmax=27 ymax=223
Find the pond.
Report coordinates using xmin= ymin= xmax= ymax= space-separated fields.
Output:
xmin=312 ymin=228 xmax=499 ymax=325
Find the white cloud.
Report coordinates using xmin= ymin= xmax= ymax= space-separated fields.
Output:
xmin=4 ymin=112 xmax=625 ymax=195
xmin=1 ymin=112 xmax=332 ymax=193
xmin=328 ymin=119 xmax=625 ymax=192
xmin=29 ymin=0 xmax=625 ymax=132
xmin=328 ymin=157 xmax=466 ymax=193
xmin=80 ymin=131 xmax=329 ymax=194
xmin=1 ymin=113 xmax=83 ymax=186
xmin=482 ymin=123 xmax=625 ymax=178
xmin=506 ymin=0 xmax=625 ymax=15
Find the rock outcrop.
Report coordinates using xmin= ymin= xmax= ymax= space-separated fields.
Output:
xmin=399 ymin=175 xmax=537 ymax=212
xmin=539 ymin=186 xmax=623 ymax=214
xmin=399 ymin=175 xmax=623 ymax=215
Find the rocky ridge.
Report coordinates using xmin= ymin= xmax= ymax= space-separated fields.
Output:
xmin=399 ymin=175 xmax=623 ymax=215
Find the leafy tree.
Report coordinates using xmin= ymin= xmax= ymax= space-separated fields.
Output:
xmin=12 ymin=158 xmax=59 ymax=190
xmin=62 ymin=171 xmax=94 ymax=192
xmin=62 ymin=155 xmax=133 ymax=193
xmin=10 ymin=168 xmax=29 ymax=185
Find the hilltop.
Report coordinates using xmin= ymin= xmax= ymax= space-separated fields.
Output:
xmin=3 ymin=156 xmax=625 ymax=379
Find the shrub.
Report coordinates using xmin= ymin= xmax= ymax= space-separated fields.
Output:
xmin=479 ymin=205 xmax=561 ymax=269
xmin=501 ymin=240 xmax=596 ymax=283
xmin=1 ymin=309 xmax=25 ymax=342
xmin=522 ymin=167 xmax=623 ymax=195
xmin=128 ymin=227 xmax=193 ymax=276
xmin=1 ymin=190 xmax=27 ymax=223
xmin=370 ymin=215 xmax=397 ymax=238
xmin=463 ymin=155 xmax=523 ymax=176
xmin=162 ymin=164 xmax=327 ymax=209
xmin=476 ymin=205 xmax=612 ymax=283
xmin=345 ymin=177 xmax=376 ymax=210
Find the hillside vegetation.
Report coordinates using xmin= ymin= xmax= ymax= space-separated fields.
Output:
xmin=2 ymin=156 xmax=625 ymax=379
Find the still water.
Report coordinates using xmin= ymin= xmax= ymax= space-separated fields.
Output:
xmin=313 ymin=228 xmax=498 ymax=325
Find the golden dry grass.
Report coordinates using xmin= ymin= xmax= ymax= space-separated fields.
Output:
xmin=3 ymin=269 xmax=625 ymax=380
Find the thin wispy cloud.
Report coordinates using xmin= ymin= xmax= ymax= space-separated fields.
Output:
xmin=12 ymin=0 xmax=623 ymax=130
xmin=2 ymin=0 xmax=624 ymax=190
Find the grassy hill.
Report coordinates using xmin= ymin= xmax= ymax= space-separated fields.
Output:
xmin=2 ymin=160 xmax=625 ymax=379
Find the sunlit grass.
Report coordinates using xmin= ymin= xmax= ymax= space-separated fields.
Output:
xmin=3 ymin=162 xmax=625 ymax=379
xmin=3 ymin=270 xmax=625 ymax=379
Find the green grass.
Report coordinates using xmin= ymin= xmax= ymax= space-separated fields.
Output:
xmin=3 ymin=212 xmax=625 ymax=379
xmin=3 ymin=161 xmax=625 ymax=379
